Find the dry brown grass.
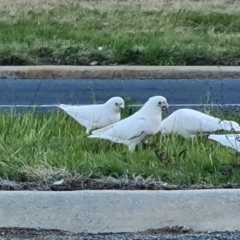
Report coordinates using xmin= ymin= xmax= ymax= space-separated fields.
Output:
xmin=0 ymin=0 xmax=240 ymax=12
xmin=19 ymin=165 xmax=71 ymax=182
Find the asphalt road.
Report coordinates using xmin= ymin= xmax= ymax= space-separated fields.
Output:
xmin=0 ymin=78 xmax=240 ymax=111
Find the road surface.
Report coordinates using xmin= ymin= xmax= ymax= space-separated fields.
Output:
xmin=0 ymin=78 xmax=239 ymax=112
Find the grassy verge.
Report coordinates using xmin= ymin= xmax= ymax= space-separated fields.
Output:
xmin=0 ymin=104 xmax=240 ymax=188
xmin=1 ymin=0 xmax=240 ymax=66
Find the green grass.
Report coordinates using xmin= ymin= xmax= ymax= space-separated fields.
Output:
xmin=0 ymin=105 xmax=240 ymax=186
xmin=1 ymin=0 xmax=240 ymax=65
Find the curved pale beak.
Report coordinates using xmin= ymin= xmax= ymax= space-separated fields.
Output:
xmin=161 ymin=102 xmax=168 ymax=111
xmin=118 ymin=104 xmax=124 ymax=112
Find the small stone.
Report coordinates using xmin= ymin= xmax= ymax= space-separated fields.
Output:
xmin=90 ymin=61 xmax=98 ymax=66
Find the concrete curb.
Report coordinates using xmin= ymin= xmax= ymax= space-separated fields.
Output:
xmin=1 ymin=66 xmax=240 ymax=79
xmin=1 ymin=189 xmax=240 ymax=233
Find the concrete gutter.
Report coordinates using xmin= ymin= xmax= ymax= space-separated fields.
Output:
xmin=1 ymin=189 xmax=240 ymax=233
xmin=1 ymin=65 xmax=240 ymax=79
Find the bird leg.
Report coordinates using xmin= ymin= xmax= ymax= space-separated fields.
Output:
xmin=128 ymin=144 xmax=136 ymax=152
xmin=85 ymin=128 xmax=90 ymax=135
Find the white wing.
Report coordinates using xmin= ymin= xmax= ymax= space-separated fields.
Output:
xmin=180 ymin=110 xmax=240 ymax=132
xmin=208 ymin=134 xmax=240 ymax=152
xmin=159 ymin=109 xmax=239 ymax=137
xmin=89 ymin=116 xmax=147 ymax=144
xmin=178 ymin=112 xmax=221 ymax=133
xmin=58 ymin=104 xmax=100 ymax=127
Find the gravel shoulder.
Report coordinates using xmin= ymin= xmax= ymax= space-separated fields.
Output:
xmin=0 ymin=227 xmax=240 ymax=240
xmin=1 ymin=178 xmax=240 ymax=191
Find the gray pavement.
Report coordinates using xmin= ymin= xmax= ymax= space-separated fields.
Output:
xmin=1 ymin=190 xmax=240 ymax=234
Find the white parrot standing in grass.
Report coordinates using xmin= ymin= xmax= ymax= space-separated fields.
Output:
xmin=58 ymin=96 xmax=125 ymax=134
xmin=88 ymin=96 xmax=168 ymax=152
xmin=158 ymin=108 xmax=240 ymax=138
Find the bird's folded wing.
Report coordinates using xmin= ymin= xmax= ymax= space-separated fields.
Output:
xmin=178 ymin=114 xmax=221 ymax=132
xmin=90 ymin=117 xmax=146 ymax=140
xmin=58 ymin=105 xmax=93 ymax=126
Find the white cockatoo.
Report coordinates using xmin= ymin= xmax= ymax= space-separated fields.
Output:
xmin=58 ymin=96 xmax=125 ymax=134
xmin=88 ymin=96 xmax=168 ymax=151
xmin=158 ymin=108 xmax=240 ymax=138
